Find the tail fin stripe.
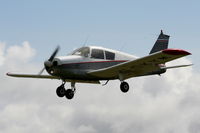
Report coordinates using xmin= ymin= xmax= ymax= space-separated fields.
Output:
xmin=149 ymin=30 xmax=170 ymax=54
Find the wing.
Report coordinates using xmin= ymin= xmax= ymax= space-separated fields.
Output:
xmin=7 ymin=73 xmax=59 ymax=79
xmin=88 ymin=49 xmax=191 ymax=80
xmin=7 ymin=73 xmax=100 ymax=84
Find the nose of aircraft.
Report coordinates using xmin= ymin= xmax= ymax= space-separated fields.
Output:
xmin=44 ymin=59 xmax=59 ymax=67
xmin=54 ymin=55 xmax=82 ymax=65
xmin=44 ymin=60 xmax=52 ymax=67
xmin=44 ymin=55 xmax=82 ymax=73
xmin=38 ymin=46 xmax=60 ymax=75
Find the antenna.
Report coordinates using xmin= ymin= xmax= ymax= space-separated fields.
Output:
xmin=119 ymin=43 xmax=126 ymax=52
xmin=82 ymin=35 xmax=90 ymax=46
xmin=161 ymin=30 xmax=163 ymax=34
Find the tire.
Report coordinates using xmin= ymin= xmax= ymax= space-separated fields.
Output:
xmin=120 ymin=82 xmax=129 ymax=93
xmin=65 ymin=89 xmax=74 ymax=99
xmin=56 ymin=85 xmax=66 ymax=97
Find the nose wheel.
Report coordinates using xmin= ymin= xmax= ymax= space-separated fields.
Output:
xmin=56 ymin=82 xmax=76 ymax=100
xmin=56 ymin=84 xmax=66 ymax=97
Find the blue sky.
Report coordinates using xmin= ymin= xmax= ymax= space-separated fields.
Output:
xmin=0 ymin=0 xmax=199 ymax=57
xmin=0 ymin=0 xmax=199 ymax=63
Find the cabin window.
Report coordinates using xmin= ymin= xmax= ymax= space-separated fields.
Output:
xmin=91 ymin=49 xmax=104 ymax=59
xmin=72 ymin=47 xmax=90 ymax=57
xmin=105 ymin=51 xmax=115 ymax=60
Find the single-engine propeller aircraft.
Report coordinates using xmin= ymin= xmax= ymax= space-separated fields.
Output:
xmin=7 ymin=31 xmax=192 ymax=100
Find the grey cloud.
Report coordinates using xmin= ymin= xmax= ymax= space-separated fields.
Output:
xmin=189 ymin=121 xmax=200 ymax=133
xmin=0 ymin=42 xmax=200 ymax=133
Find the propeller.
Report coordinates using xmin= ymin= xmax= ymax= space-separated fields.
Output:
xmin=38 ymin=46 xmax=60 ymax=75
xmin=48 ymin=46 xmax=60 ymax=62
xmin=38 ymin=67 xmax=45 ymax=75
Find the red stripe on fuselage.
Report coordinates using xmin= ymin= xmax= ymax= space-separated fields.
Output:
xmin=61 ymin=60 xmax=128 ymax=65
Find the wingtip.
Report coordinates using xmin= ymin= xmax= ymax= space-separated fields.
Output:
xmin=6 ymin=72 xmax=14 ymax=77
xmin=6 ymin=72 xmax=10 ymax=76
xmin=162 ymin=49 xmax=191 ymax=55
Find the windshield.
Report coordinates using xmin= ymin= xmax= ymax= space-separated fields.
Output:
xmin=71 ymin=47 xmax=90 ymax=57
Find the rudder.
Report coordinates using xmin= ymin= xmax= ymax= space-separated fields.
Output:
xmin=149 ymin=30 xmax=170 ymax=54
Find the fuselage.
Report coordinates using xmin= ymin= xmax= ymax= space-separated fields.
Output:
xmin=46 ymin=46 xmax=138 ymax=80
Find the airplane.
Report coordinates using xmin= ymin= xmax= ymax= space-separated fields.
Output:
xmin=7 ymin=30 xmax=192 ymax=100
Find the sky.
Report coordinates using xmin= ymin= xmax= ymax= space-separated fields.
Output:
xmin=0 ymin=0 xmax=200 ymax=133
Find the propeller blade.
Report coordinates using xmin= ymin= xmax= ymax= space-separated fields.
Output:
xmin=39 ymin=46 xmax=60 ymax=75
xmin=38 ymin=67 xmax=45 ymax=75
xmin=48 ymin=46 xmax=60 ymax=61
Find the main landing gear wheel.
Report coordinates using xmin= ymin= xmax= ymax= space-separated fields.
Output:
xmin=56 ymin=82 xmax=76 ymax=100
xmin=120 ymin=82 xmax=129 ymax=93
xmin=56 ymin=84 xmax=66 ymax=97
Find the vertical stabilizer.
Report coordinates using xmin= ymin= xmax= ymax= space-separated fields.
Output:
xmin=149 ymin=30 xmax=170 ymax=54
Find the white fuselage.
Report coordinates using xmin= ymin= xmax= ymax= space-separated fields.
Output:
xmin=46 ymin=46 xmax=138 ymax=80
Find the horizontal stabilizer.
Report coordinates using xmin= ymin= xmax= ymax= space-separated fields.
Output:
xmin=160 ymin=64 xmax=193 ymax=70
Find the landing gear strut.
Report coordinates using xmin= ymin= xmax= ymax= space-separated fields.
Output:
xmin=65 ymin=82 xmax=76 ymax=99
xmin=56 ymin=82 xmax=76 ymax=100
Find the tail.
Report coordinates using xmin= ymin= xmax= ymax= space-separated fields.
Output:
xmin=149 ymin=30 xmax=170 ymax=54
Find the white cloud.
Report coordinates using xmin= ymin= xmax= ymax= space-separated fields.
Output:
xmin=0 ymin=42 xmax=200 ymax=133
xmin=6 ymin=41 xmax=36 ymax=62
xmin=1 ymin=41 xmax=39 ymax=73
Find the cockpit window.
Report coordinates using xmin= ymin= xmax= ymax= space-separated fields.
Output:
xmin=105 ymin=51 xmax=115 ymax=60
xmin=72 ymin=47 xmax=90 ymax=57
xmin=91 ymin=49 xmax=104 ymax=59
